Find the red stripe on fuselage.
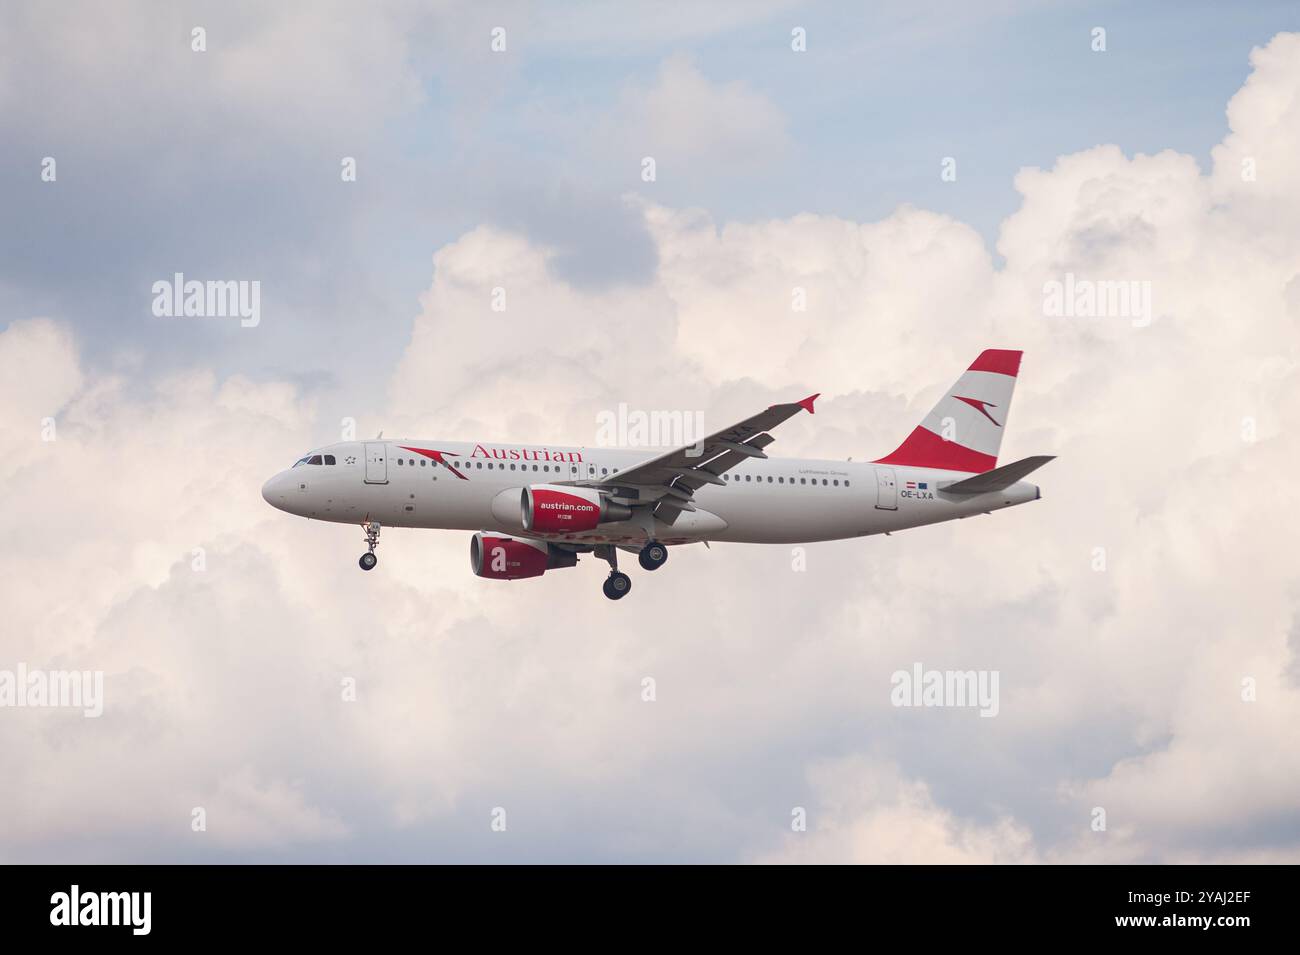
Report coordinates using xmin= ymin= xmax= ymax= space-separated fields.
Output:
xmin=400 ymin=446 xmax=469 ymax=479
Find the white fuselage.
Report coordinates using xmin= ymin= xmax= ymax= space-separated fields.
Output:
xmin=260 ymin=440 xmax=1040 ymax=546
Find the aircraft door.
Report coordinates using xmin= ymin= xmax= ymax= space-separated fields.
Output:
xmin=364 ymin=443 xmax=388 ymax=484
xmin=875 ymin=466 xmax=898 ymax=510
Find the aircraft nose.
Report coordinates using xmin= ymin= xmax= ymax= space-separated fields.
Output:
xmin=261 ymin=471 xmax=288 ymax=510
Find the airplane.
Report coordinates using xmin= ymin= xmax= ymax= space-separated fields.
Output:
xmin=261 ymin=349 xmax=1053 ymax=600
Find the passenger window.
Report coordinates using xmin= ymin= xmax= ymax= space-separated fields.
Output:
xmin=833 ymin=480 xmax=840 ymax=486
xmin=822 ymin=479 xmax=828 ymax=485
xmin=845 ymin=480 xmax=851 ymax=487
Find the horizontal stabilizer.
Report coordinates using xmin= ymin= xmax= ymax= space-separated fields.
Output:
xmin=941 ymin=455 xmax=1055 ymax=495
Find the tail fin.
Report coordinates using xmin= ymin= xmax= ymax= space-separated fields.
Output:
xmin=875 ymin=349 xmax=1022 ymax=474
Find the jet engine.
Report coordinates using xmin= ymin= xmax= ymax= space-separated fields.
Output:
xmin=521 ymin=484 xmax=632 ymax=534
xmin=470 ymin=532 xmax=578 ymax=580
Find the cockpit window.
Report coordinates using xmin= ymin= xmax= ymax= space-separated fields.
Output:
xmin=292 ymin=451 xmax=344 ymax=467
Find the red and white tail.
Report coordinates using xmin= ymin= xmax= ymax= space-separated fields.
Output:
xmin=875 ymin=349 xmax=1022 ymax=474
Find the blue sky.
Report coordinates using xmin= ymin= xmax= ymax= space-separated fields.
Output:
xmin=3 ymin=0 xmax=1294 ymax=406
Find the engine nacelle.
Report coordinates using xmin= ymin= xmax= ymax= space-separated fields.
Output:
xmin=470 ymin=532 xmax=578 ymax=580
xmin=521 ymin=484 xmax=632 ymax=534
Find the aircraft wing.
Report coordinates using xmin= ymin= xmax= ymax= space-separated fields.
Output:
xmin=581 ymin=393 xmax=819 ymax=523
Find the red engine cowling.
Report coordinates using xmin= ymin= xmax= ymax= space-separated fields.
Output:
xmin=521 ymin=484 xmax=632 ymax=534
xmin=470 ymin=532 xmax=578 ymax=580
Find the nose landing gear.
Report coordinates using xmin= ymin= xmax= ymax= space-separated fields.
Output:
xmin=359 ymin=520 xmax=381 ymax=571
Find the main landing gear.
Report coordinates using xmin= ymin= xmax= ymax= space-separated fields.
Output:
xmin=638 ymin=541 xmax=667 ymax=571
xmin=358 ymin=520 xmax=381 ymax=571
xmin=595 ymin=541 xmax=668 ymax=599
xmin=603 ymin=572 xmax=631 ymax=600
xmin=596 ymin=544 xmax=632 ymax=600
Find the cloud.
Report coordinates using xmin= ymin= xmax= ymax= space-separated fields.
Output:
xmin=472 ymin=185 xmax=661 ymax=290
xmin=0 ymin=1 xmax=426 ymax=151
xmin=600 ymin=54 xmax=790 ymax=181
xmin=0 ymin=319 xmax=82 ymax=480
xmin=3 ymin=33 xmax=1300 ymax=862
xmin=755 ymin=757 xmax=1039 ymax=864
xmin=0 ymin=0 xmax=431 ymax=371
xmin=1211 ymin=31 xmax=1300 ymax=219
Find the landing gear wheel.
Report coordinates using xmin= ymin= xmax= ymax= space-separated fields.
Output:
xmin=638 ymin=541 xmax=668 ymax=571
xmin=359 ymin=520 xmax=381 ymax=571
xmin=603 ymin=572 xmax=631 ymax=600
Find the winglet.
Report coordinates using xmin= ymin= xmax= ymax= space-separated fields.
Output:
xmin=797 ymin=393 xmax=819 ymax=414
